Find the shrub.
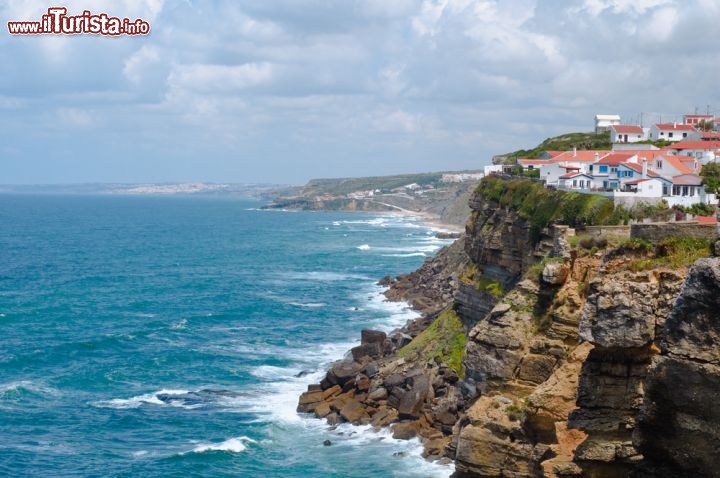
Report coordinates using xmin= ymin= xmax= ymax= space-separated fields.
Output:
xmin=476 ymin=177 xmax=616 ymax=243
xmin=506 ymin=400 xmax=527 ymax=422
xmin=398 ymin=308 xmax=467 ymax=377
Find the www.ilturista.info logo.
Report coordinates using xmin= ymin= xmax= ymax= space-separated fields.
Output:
xmin=8 ymin=7 xmax=150 ymax=35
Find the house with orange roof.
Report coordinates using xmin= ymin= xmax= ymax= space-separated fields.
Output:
xmin=683 ymin=114 xmax=714 ymax=127
xmin=649 ymin=123 xmax=697 ymax=142
xmin=663 ymin=140 xmax=720 ymax=163
xmin=526 ymin=150 xmax=611 ymax=186
xmin=558 ymin=172 xmax=596 ymax=190
xmin=609 ymin=125 xmax=648 ymax=143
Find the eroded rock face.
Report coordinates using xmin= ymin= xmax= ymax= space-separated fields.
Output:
xmin=579 ymin=270 xmax=684 ymax=349
xmin=570 ymin=265 xmax=686 ymax=476
xmin=634 ymin=258 xmax=720 ymax=476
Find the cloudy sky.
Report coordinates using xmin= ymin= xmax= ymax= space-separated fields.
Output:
xmin=1 ymin=0 xmax=718 ymax=185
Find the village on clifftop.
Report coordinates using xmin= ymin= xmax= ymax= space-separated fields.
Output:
xmin=488 ymin=113 xmax=720 ymax=212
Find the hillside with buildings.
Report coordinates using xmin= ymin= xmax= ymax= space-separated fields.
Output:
xmin=504 ymin=112 xmax=720 ymax=211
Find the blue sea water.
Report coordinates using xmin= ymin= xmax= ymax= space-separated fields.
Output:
xmin=0 ymin=195 xmax=455 ymax=477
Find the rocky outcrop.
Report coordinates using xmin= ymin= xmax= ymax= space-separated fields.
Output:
xmin=384 ymin=237 xmax=468 ymax=316
xmin=568 ymin=265 xmax=686 ymax=476
xmin=634 ymin=257 xmax=720 ymax=477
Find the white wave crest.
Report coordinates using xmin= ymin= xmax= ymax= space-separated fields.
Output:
xmin=189 ymin=436 xmax=256 ymax=454
xmin=288 ymin=302 xmax=326 ymax=309
xmin=93 ymin=389 xmax=190 ymax=409
xmin=381 ymin=252 xmax=427 ymax=258
xmin=357 ymin=244 xmax=370 ymax=251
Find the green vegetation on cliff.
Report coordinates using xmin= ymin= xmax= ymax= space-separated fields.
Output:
xmin=398 ymin=308 xmax=466 ymax=376
xmin=496 ymin=131 xmax=612 ymax=163
xmin=477 ymin=176 xmax=618 ymax=241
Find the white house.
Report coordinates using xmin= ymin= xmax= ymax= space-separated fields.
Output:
xmin=595 ymin=114 xmax=621 ymax=133
xmin=558 ymin=172 xmax=595 ymax=190
xmin=621 ymin=178 xmax=665 ymax=198
xmin=663 ymin=140 xmax=720 ymax=163
xmin=649 ymin=123 xmax=697 ymax=142
xmin=610 ymin=125 xmax=648 ymax=143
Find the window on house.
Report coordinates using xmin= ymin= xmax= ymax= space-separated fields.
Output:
xmin=656 ymin=160 xmax=663 ymax=169
xmin=669 ymin=132 xmax=674 ymax=138
xmin=610 ymin=167 xmax=617 ymax=173
xmin=599 ymin=165 xmax=608 ymax=173
xmin=660 ymin=131 xmax=664 ymax=136
xmin=683 ymin=133 xmax=688 ymax=138
xmin=573 ymin=180 xmax=577 ymax=187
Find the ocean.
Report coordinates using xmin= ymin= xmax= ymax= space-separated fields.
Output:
xmin=0 ymin=194 xmax=455 ymax=477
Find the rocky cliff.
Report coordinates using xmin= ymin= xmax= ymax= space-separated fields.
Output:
xmin=297 ymin=176 xmax=718 ymax=477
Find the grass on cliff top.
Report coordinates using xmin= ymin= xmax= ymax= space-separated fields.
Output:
xmin=397 ymin=307 xmax=466 ymax=377
xmin=626 ymin=236 xmax=711 ymax=272
xmin=476 ymin=176 xmax=618 ymax=242
xmin=498 ymin=131 xmax=611 ymax=162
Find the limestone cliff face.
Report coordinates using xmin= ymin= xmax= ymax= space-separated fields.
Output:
xmin=569 ymin=266 xmax=685 ymax=476
xmin=634 ymin=258 xmax=720 ymax=477
xmin=457 ymin=193 xmax=556 ymax=328
xmin=448 ymin=180 xmax=712 ymax=477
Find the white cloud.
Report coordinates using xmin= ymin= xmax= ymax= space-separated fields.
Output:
xmin=644 ymin=6 xmax=679 ymax=42
xmin=167 ymin=62 xmax=275 ymax=93
xmin=123 ymin=46 xmax=162 ymax=84
xmin=372 ymin=110 xmax=421 ymax=133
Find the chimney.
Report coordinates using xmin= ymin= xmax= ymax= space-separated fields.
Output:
xmin=642 ymin=158 xmax=648 ymax=179
xmin=594 ymin=152 xmax=600 ymax=161
xmin=573 ymin=147 xmax=577 ymax=157
xmin=673 ymin=121 xmax=677 ymax=128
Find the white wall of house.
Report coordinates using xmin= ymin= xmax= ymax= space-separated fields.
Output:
xmin=649 ymin=125 xmax=694 ymax=142
xmin=559 ymin=175 xmax=595 ymax=190
xmin=539 ymin=162 xmax=592 ymax=186
xmin=595 ymin=114 xmax=621 ymax=133
xmin=635 ymin=179 xmax=664 ymax=197
xmin=610 ymin=128 xmax=648 ymax=143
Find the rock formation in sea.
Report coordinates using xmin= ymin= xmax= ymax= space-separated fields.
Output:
xmin=298 ymin=176 xmax=720 ymax=477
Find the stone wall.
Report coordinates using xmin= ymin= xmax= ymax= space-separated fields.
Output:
xmin=582 ymin=225 xmax=631 ymax=240
xmin=630 ymin=222 xmax=715 ymax=242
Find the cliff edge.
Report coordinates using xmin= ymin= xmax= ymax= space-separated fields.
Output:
xmin=297 ymin=176 xmax=718 ymax=477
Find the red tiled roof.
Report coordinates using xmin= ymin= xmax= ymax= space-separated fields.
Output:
xmin=624 ymin=178 xmax=652 ymax=185
xmin=654 ymin=123 xmax=697 ymax=132
xmin=595 ymin=152 xmax=635 ymax=165
xmin=551 ymin=150 xmax=610 ymax=163
xmin=664 ymin=141 xmax=720 ymax=150
xmin=671 ymin=174 xmax=702 ymax=186
xmin=621 ymin=162 xmax=662 ymax=178
xmin=701 ymin=132 xmax=720 ymax=140
xmin=695 ymin=216 xmax=718 ymax=224
xmin=544 ymin=151 xmax=564 ymax=157
xmin=662 ymin=155 xmax=696 ymax=175
xmin=611 ymin=125 xmax=644 ymax=134
xmin=559 ymin=172 xmax=592 ymax=179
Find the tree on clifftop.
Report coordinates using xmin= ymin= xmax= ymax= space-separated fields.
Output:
xmin=700 ymin=161 xmax=720 ymax=252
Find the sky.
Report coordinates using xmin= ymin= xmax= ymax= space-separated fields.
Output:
xmin=1 ymin=0 xmax=719 ymax=185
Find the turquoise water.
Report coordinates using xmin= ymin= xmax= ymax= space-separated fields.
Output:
xmin=0 ymin=195 xmax=454 ymax=477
